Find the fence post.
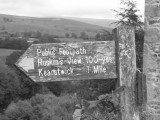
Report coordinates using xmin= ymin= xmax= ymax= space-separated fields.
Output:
xmin=113 ymin=25 xmax=139 ymax=120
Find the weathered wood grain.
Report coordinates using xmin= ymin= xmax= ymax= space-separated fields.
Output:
xmin=113 ymin=26 xmax=138 ymax=120
xmin=15 ymin=41 xmax=117 ymax=82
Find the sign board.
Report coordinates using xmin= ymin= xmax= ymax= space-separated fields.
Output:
xmin=15 ymin=41 xmax=116 ymax=82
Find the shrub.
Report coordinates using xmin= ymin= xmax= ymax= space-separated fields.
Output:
xmin=5 ymin=100 xmax=33 ymax=120
xmin=53 ymin=95 xmax=76 ymax=120
xmin=0 ymin=65 xmax=20 ymax=110
xmin=0 ymin=113 xmax=9 ymax=120
xmin=0 ymin=39 xmax=29 ymax=50
xmin=30 ymin=94 xmax=45 ymax=107
xmin=4 ymin=94 xmax=76 ymax=120
xmin=5 ymin=51 xmax=24 ymax=67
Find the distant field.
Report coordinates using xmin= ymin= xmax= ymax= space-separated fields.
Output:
xmin=57 ymin=38 xmax=85 ymax=42
xmin=0 ymin=14 xmax=110 ymax=37
xmin=57 ymin=37 xmax=97 ymax=43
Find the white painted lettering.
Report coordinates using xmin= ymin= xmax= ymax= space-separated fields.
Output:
xmin=59 ymin=47 xmax=87 ymax=56
xmin=37 ymin=49 xmax=41 ymax=56
xmin=67 ymin=57 xmax=82 ymax=65
xmin=93 ymin=65 xmax=100 ymax=74
xmin=36 ymin=49 xmax=55 ymax=56
xmin=38 ymin=68 xmax=43 ymax=77
xmin=93 ymin=65 xmax=106 ymax=74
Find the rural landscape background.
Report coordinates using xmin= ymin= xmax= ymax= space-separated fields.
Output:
xmin=0 ymin=13 xmax=118 ymax=120
xmin=0 ymin=0 xmax=144 ymax=119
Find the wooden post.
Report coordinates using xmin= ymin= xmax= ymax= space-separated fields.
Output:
xmin=113 ymin=25 xmax=139 ymax=120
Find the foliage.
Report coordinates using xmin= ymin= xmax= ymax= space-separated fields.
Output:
xmin=3 ymin=94 xmax=76 ymax=120
xmin=113 ymin=0 xmax=144 ymax=70
xmin=113 ymin=0 xmax=143 ymax=29
xmin=60 ymin=79 xmax=116 ymax=101
xmin=39 ymin=34 xmax=61 ymax=43
xmin=5 ymin=100 xmax=34 ymax=120
xmin=5 ymin=51 xmax=62 ymax=98
xmin=23 ymin=31 xmax=43 ymax=39
xmin=95 ymin=31 xmax=113 ymax=41
xmin=0 ymin=31 xmax=62 ymax=50
xmin=80 ymin=32 xmax=88 ymax=40
xmin=78 ymin=86 xmax=124 ymax=120
xmin=44 ymin=82 xmax=62 ymax=96
xmin=53 ymin=95 xmax=76 ymax=120
xmin=5 ymin=50 xmax=40 ymax=101
xmin=5 ymin=51 xmax=24 ymax=67
xmin=1 ymin=25 xmax=6 ymax=30
xmin=0 ymin=113 xmax=9 ymax=120
xmin=71 ymin=33 xmax=78 ymax=38
xmin=65 ymin=33 xmax=70 ymax=38
xmin=95 ymin=33 xmax=101 ymax=40
xmin=0 ymin=58 xmax=40 ymax=112
xmin=0 ymin=39 xmax=29 ymax=50
xmin=3 ymin=17 xmax=12 ymax=23
xmin=0 ymin=64 xmax=20 ymax=110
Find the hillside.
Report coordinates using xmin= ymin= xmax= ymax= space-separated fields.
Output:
xmin=67 ymin=17 xmax=117 ymax=30
xmin=0 ymin=14 xmax=113 ymax=37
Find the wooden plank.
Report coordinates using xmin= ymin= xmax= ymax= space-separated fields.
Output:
xmin=15 ymin=41 xmax=117 ymax=82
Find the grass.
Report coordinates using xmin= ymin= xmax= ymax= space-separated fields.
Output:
xmin=0 ymin=14 xmax=106 ymax=37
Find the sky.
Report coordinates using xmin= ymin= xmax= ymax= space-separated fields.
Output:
xmin=0 ymin=0 xmax=144 ymax=20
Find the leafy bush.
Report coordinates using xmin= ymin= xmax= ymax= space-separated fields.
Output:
xmin=5 ymin=51 xmax=24 ymax=67
xmin=30 ymin=94 xmax=45 ymax=107
xmin=0 ymin=39 xmax=29 ymax=50
xmin=0 ymin=113 xmax=9 ymax=120
xmin=0 ymin=64 xmax=20 ymax=111
xmin=5 ymin=100 xmax=33 ymax=120
xmin=54 ymin=95 xmax=76 ymax=118
xmin=4 ymin=94 xmax=76 ymax=120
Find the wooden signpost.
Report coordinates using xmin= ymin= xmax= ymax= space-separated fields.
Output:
xmin=15 ymin=26 xmax=138 ymax=120
xmin=15 ymin=41 xmax=116 ymax=82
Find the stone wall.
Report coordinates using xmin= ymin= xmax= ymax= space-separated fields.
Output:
xmin=143 ymin=0 xmax=160 ymax=119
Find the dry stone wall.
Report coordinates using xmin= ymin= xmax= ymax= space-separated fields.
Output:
xmin=144 ymin=0 xmax=160 ymax=119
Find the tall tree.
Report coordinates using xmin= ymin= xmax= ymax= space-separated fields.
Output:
xmin=65 ymin=33 xmax=70 ymax=38
xmin=113 ymin=0 xmax=144 ymax=71
xmin=113 ymin=0 xmax=143 ymax=29
xmin=80 ymin=32 xmax=88 ymax=40
xmin=71 ymin=33 xmax=77 ymax=38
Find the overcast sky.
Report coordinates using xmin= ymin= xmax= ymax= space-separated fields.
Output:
xmin=0 ymin=0 xmax=144 ymax=19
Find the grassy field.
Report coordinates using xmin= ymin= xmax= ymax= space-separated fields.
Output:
xmin=0 ymin=14 xmax=109 ymax=37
